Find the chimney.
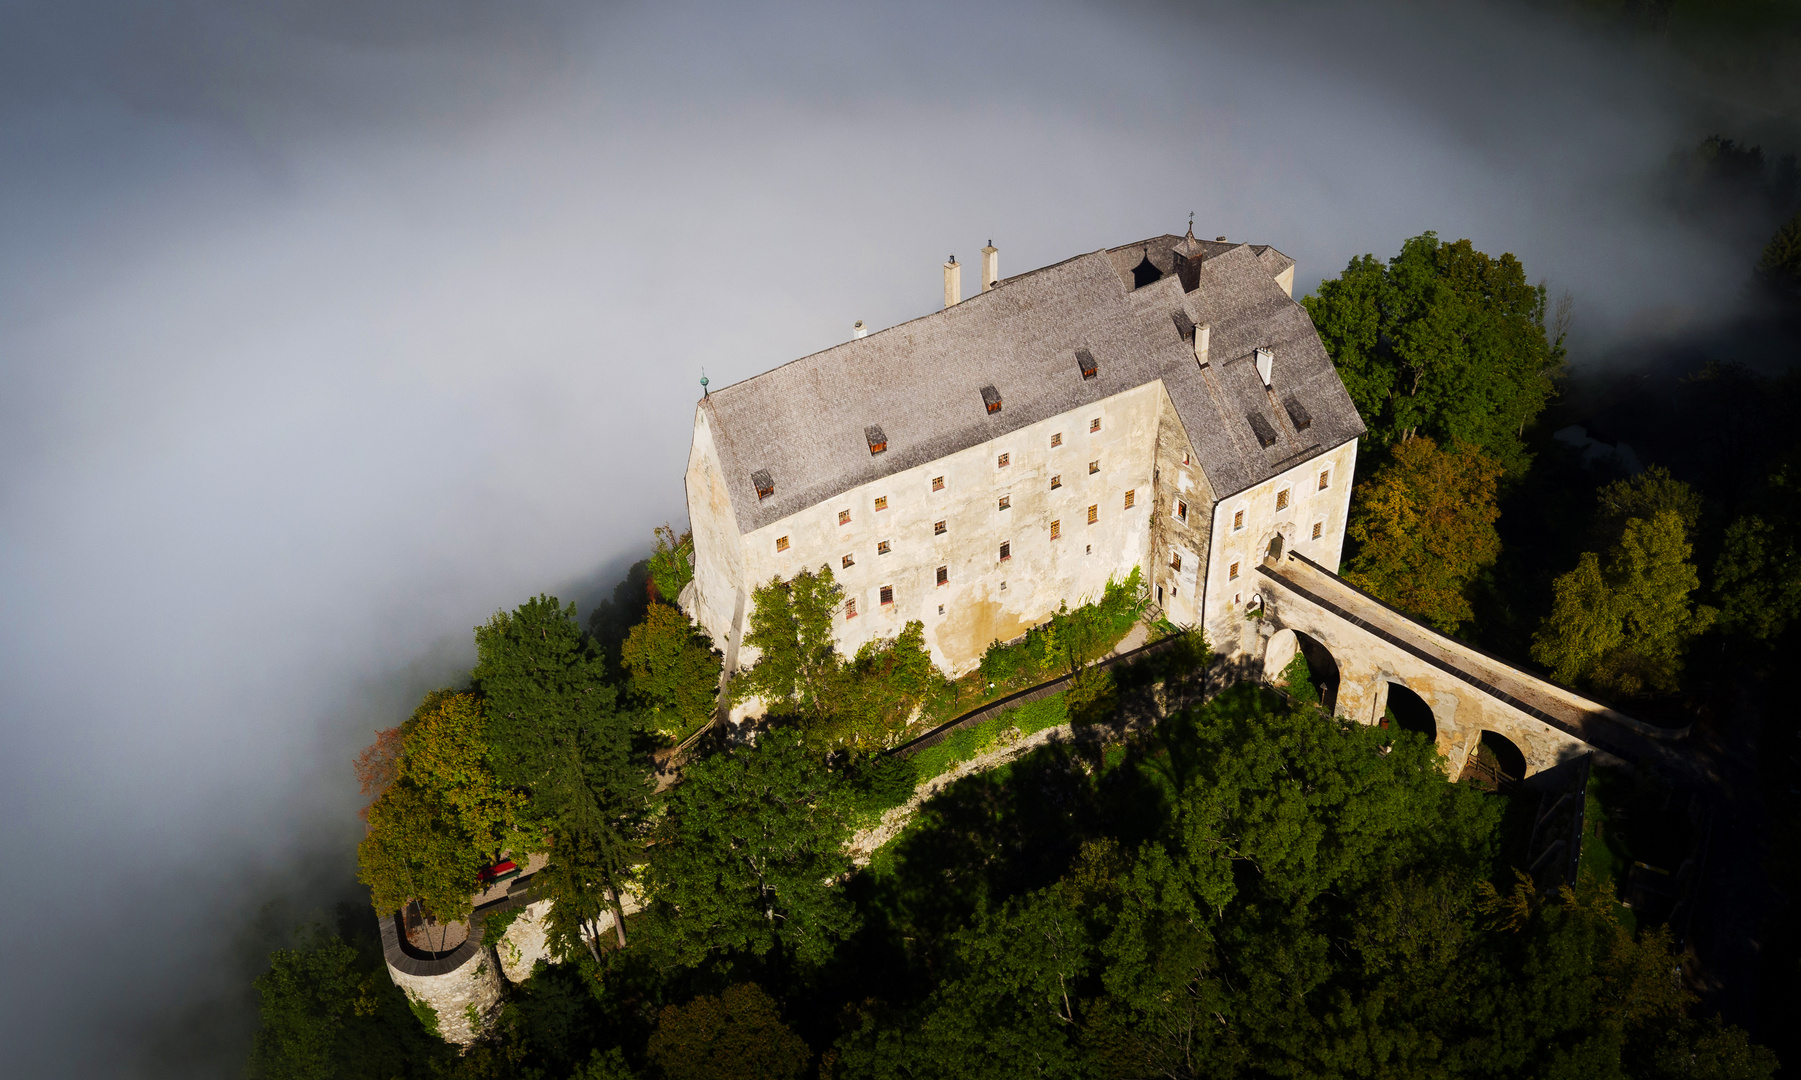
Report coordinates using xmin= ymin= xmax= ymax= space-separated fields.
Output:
xmin=1255 ymin=347 xmax=1274 ymax=387
xmin=853 ymin=320 xmax=867 ymax=339
xmin=1195 ymin=322 xmax=1211 ymax=367
xmin=981 ymin=241 xmax=999 ymax=291
xmin=943 ymin=255 xmax=961 ymax=308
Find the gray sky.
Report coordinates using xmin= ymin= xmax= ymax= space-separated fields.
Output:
xmin=0 ymin=1 xmax=1775 ymax=1074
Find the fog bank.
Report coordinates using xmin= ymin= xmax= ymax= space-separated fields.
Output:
xmin=0 ymin=1 xmax=1784 ymax=1074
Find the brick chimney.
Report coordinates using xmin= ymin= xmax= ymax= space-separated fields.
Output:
xmin=943 ymin=255 xmax=961 ymax=308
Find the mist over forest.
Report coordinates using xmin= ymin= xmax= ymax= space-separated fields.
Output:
xmin=2 ymin=1 xmax=1800 ymax=1076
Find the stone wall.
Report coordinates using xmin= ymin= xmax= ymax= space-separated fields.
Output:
xmin=380 ymin=910 xmax=503 ymax=1046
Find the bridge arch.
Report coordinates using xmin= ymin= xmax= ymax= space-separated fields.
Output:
xmin=1382 ymin=681 xmax=1437 ymax=744
xmin=1460 ymin=729 xmax=1528 ymax=789
xmin=1264 ymin=627 xmax=1341 ymax=714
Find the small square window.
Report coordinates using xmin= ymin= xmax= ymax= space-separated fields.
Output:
xmin=1050 ymin=474 xmax=1062 ymax=490
xmin=1086 ymin=544 xmax=1092 ymax=554
xmin=1087 ymin=504 xmax=1099 ymax=525
xmin=936 ymin=566 xmax=949 ymax=586
xmin=1183 ymin=451 xmax=1191 ymax=465
xmin=877 ymin=540 xmax=891 ymax=555
xmin=1177 ymin=500 xmax=1188 ymax=522
xmin=1001 ymin=581 xmax=1007 ymax=591
xmin=999 ymin=542 xmax=1011 ymax=561
xmin=776 ymin=536 xmax=789 ymax=552
xmin=842 ymin=553 xmax=854 ymax=568
xmin=846 ymin=599 xmax=857 ymax=619
xmin=1089 ymin=417 xmax=1101 ymax=433
xmin=1051 ymin=432 xmax=1063 ymax=447
xmin=1171 ymin=553 xmax=1182 ymax=572
xmin=1233 ymin=510 xmax=1244 ymax=530
xmin=1124 ymin=489 xmax=1135 ymax=509
xmin=1318 ymin=470 xmax=1330 ymax=491
xmin=1312 ymin=521 xmax=1323 ymax=540
xmin=1229 ymin=561 xmax=1240 ymax=580
xmin=934 ymin=520 xmax=946 ymax=535
xmin=998 ymin=495 xmax=1010 ymax=511
xmin=938 ymin=604 xmax=945 ymax=615
xmin=875 ymin=496 xmax=888 ymax=511
xmin=932 ymin=476 xmax=945 ymax=492
xmin=1088 ymin=460 xmax=1099 ymax=475
xmin=1050 ymin=519 xmax=1061 ymax=539
xmin=1276 ymin=489 xmax=1290 ymax=511
xmin=997 ymin=453 xmax=1010 ymax=468
xmin=839 ymin=509 xmax=852 ymax=526
xmin=880 ymin=585 xmax=894 ymax=605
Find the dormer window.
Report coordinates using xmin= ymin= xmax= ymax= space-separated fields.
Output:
xmin=1076 ymin=348 xmax=1097 ymax=381
xmin=1247 ymin=412 xmax=1278 ymax=449
xmin=980 ymin=385 xmax=1002 ymax=414
xmin=865 ymin=424 xmax=888 ymax=454
xmin=1283 ymin=396 xmax=1312 ymax=432
xmin=751 ymin=469 xmax=775 ymax=500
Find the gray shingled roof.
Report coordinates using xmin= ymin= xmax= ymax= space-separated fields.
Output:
xmin=701 ymin=236 xmax=1365 ymax=535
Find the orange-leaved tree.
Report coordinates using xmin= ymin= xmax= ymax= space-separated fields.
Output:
xmin=1343 ymin=436 xmax=1503 ymax=633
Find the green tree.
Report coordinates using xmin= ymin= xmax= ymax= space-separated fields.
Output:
xmin=734 ymin=566 xmax=847 ymax=721
xmin=247 ymin=918 xmax=444 ymax=1080
xmin=1343 ymin=436 xmax=1504 ymax=632
xmin=621 ymin=601 xmax=722 ymax=739
xmin=1304 ymin=232 xmax=1565 ymax=477
xmin=249 ymin=931 xmax=363 ymax=1080
xmin=648 ymin=523 xmax=695 ymax=604
xmin=1534 ymin=503 xmax=1717 ymax=697
xmin=816 ymin=621 xmax=941 ymax=752
xmin=1716 ymin=453 xmax=1801 ymax=642
xmin=639 ymin=727 xmax=857 ymax=968
xmin=474 ymin=595 xmax=652 ymax=952
xmin=1756 ymin=207 xmax=1801 ymax=311
xmin=646 ymin=983 xmax=812 ymax=1080
xmin=357 ymin=692 xmax=526 ymax=932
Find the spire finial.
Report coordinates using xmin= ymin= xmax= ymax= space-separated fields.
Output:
xmin=700 ymin=369 xmax=709 ymax=397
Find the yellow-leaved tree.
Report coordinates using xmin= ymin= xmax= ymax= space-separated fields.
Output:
xmin=356 ymin=691 xmax=532 ymax=940
xmin=1343 ymin=437 xmax=1503 ymax=633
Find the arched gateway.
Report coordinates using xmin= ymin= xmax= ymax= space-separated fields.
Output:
xmin=1247 ymin=550 xmax=1680 ymax=780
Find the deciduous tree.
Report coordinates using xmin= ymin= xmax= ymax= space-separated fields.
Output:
xmin=734 ymin=567 xmax=846 ymax=721
xmin=621 ymin=601 xmax=722 ymax=739
xmin=1343 ymin=436 xmax=1503 ymax=632
xmin=639 ymin=727 xmax=856 ymax=968
xmin=356 ymin=692 xmax=526 ymax=930
xmin=647 ymin=983 xmax=811 ymax=1080
xmin=1533 ymin=476 xmax=1717 ymax=697
xmin=1304 ymin=233 xmax=1565 ymax=477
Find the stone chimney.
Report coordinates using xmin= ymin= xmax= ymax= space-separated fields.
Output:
xmin=853 ymin=320 xmax=867 ymax=339
xmin=943 ymin=255 xmax=961 ymax=308
xmin=1255 ymin=347 xmax=1274 ymax=388
xmin=981 ymin=241 xmax=999 ymax=291
xmin=1195 ymin=322 xmax=1211 ymax=367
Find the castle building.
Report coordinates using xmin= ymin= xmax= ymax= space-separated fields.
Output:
xmin=682 ymin=230 xmax=1366 ymax=688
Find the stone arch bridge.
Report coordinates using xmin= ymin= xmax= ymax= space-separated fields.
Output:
xmin=1245 ymin=551 xmax=1683 ymax=782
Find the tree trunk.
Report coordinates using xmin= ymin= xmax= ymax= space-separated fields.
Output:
xmin=607 ymin=880 xmax=629 ymax=949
